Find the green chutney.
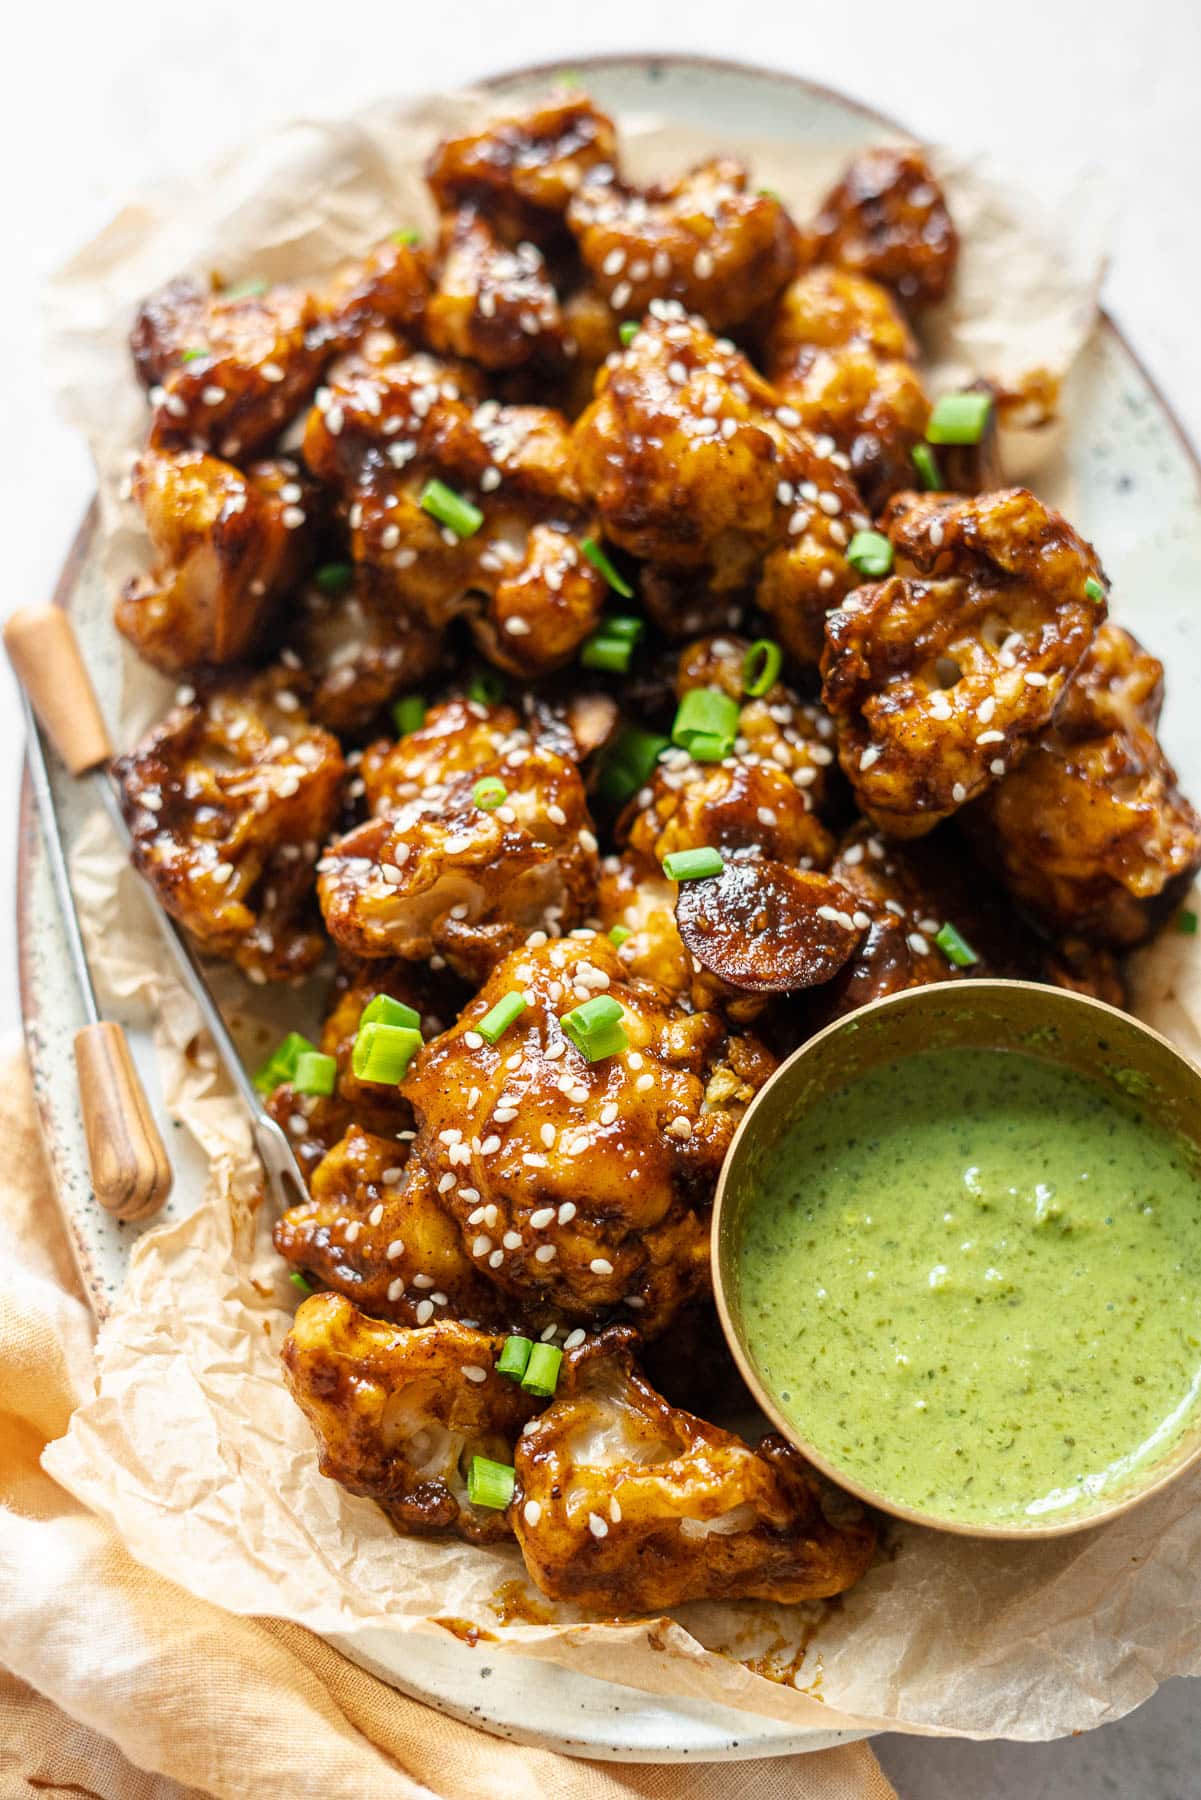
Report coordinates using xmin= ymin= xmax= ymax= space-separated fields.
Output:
xmin=740 ymin=1048 xmax=1201 ymax=1526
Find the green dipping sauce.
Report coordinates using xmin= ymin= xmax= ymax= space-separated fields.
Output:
xmin=740 ymin=1048 xmax=1201 ymax=1526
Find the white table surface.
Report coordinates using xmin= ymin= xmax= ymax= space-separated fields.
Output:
xmin=3 ymin=2 xmax=1198 ymax=1790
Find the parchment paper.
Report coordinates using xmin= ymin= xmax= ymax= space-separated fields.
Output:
xmin=38 ymin=86 xmax=1201 ymax=1742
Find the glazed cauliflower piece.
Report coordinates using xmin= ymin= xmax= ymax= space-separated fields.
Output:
xmin=286 ymin=569 xmax=443 ymax=735
xmin=130 ymin=276 xmax=326 ymax=458
xmin=113 ymin=670 xmax=344 ymax=982
xmin=764 ymin=265 xmax=930 ymax=510
xmin=573 ymin=308 xmax=867 ymax=662
xmin=807 ymin=145 xmax=958 ymax=306
xmin=282 ymin=1293 xmax=538 ymax=1543
xmin=567 ymin=157 xmax=799 ymax=332
xmin=512 ymin=1328 xmax=876 ymax=1610
xmin=822 ymin=488 xmax=1106 ymax=838
xmin=424 ymin=208 xmax=566 ymax=371
xmin=426 ymin=93 xmax=619 ymax=247
xmin=302 ymin=337 xmax=606 ymax=678
xmin=974 ymin=623 xmax=1201 ymax=945
xmin=115 ymin=448 xmax=318 ymax=674
xmin=316 ymin=232 xmax=432 ymax=350
xmin=318 ymin=699 xmax=599 ymax=983
xmin=396 ymin=933 xmax=774 ymax=1336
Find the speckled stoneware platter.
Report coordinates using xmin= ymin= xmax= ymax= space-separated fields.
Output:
xmin=18 ymin=53 xmax=1201 ymax=1763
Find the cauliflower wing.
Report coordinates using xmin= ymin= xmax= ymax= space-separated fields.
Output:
xmin=287 ymin=569 xmax=442 ymax=735
xmin=318 ymin=699 xmax=598 ymax=982
xmin=426 ymin=94 xmax=619 ymax=246
xmin=567 ymin=158 xmax=799 ymax=331
xmin=513 ymin=1328 xmax=876 ymax=1610
xmin=113 ymin=670 xmax=344 ymax=982
xmin=424 ymin=208 xmax=566 ymax=370
xmin=822 ymin=489 xmax=1106 ymax=837
xmin=115 ymin=449 xmax=318 ymax=674
xmin=808 ymin=146 xmax=958 ymax=306
xmin=396 ymin=933 xmax=774 ymax=1335
xmin=282 ymin=1293 xmax=537 ymax=1543
xmin=316 ymin=234 xmax=432 ymax=349
xmin=974 ymin=623 xmax=1201 ymax=945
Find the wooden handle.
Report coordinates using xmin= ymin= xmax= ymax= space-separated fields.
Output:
xmin=73 ymin=1022 xmax=173 ymax=1222
xmin=4 ymin=605 xmax=112 ymax=774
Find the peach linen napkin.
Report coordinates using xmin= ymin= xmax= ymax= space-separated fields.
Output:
xmin=0 ymin=1049 xmax=894 ymax=1800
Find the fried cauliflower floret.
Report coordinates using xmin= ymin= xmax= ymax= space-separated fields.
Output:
xmin=567 ymin=158 xmax=799 ymax=331
xmin=316 ymin=233 xmax=432 ymax=349
xmin=808 ymin=146 xmax=958 ymax=306
xmin=113 ymin=670 xmax=344 ymax=982
xmin=974 ymin=624 xmax=1201 ymax=945
xmin=287 ymin=569 xmax=442 ymax=735
xmin=424 ymin=209 xmax=566 ymax=370
xmin=274 ymin=1127 xmax=503 ymax=1329
xmin=764 ymin=266 xmax=930 ymax=510
xmin=282 ymin=1294 xmax=538 ymax=1543
xmin=427 ymin=94 xmax=619 ymax=245
xmin=130 ymin=276 xmax=325 ymax=458
xmin=303 ymin=339 xmax=605 ymax=677
xmin=512 ymin=1329 xmax=876 ymax=1610
xmin=822 ymin=489 xmax=1106 ymax=837
xmin=573 ymin=308 xmax=865 ymax=659
xmin=115 ymin=449 xmax=318 ymax=674
xmin=318 ymin=700 xmax=599 ymax=983
xmin=397 ymin=934 xmax=774 ymax=1336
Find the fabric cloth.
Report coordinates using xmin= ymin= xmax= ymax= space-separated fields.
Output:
xmin=0 ymin=1050 xmax=895 ymax=1800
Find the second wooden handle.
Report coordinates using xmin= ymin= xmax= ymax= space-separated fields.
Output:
xmin=74 ymin=1022 xmax=173 ymax=1222
xmin=4 ymin=605 xmax=112 ymax=775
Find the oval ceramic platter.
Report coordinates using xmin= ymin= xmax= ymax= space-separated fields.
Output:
xmin=18 ymin=53 xmax=1201 ymax=1763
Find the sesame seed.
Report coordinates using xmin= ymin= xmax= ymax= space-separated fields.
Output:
xmin=720 ymin=418 xmax=737 ymax=440
xmin=438 ymin=1173 xmax=455 ymax=1194
xmin=952 ymin=782 xmax=967 ymax=804
xmin=602 ymin=248 xmax=626 ymax=277
xmin=530 ymin=1206 xmax=556 ymax=1228
xmin=472 ymin=1235 xmax=493 ymax=1257
xmin=523 ymin=1499 xmax=543 ymax=1526
xmin=908 ymin=933 xmax=930 ymax=955
xmin=368 ymin=1203 xmax=384 ymax=1227
xmin=635 ymin=1073 xmax=654 ymax=1092
xmin=534 ymin=1244 xmax=557 ymax=1263
xmin=991 ymin=758 xmax=1006 ymax=775
xmin=463 ymin=1365 xmax=487 ymax=1383
xmin=590 ymin=1257 xmax=614 ymax=1275
xmin=505 ymin=616 xmax=530 ymax=636
xmin=1024 ymin=670 xmax=1049 ymax=687
xmin=261 ymin=361 xmax=285 ymax=382
xmin=282 ymin=506 xmax=306 ymax=529
xmin=557 ymin=1202 xmax=577 ymax=1225
xmin=503 ymin=1231 xmax=522 ymax=1249
xmin=693 ymin=249 xmax=714 ymax=280
xmin=464 ymin=1031 xmax=483 ymax=1049
xmin=415 ymin=1299 xmax=434 ymax=1324
xmin=859 ymin=745 xmax=880 ymax=771
xmin=211 ymin=861 xmax=235 ymax=885
xmin=387 ymin=1278 xmax=405 ymax=1302
xmin=600 ymin=1102 xmax=618 ymax=1125
xmin=976 ymin=729 xmax=1005 ymax=745
xmin=588 ymin=1513 xmax=609 ymax=1538
xmin=488 ymin=1249 xmax=505 ymax=1268
xmin=386 ymin=1239 xmax=405 ymax=1260
xmin=202 ymin=384 xmax=226 ymax=405
xmin=609 ymin=1497 xmax=622 ymax=1523
xmin=667 ymin=1116 xmax=692 ymax=1140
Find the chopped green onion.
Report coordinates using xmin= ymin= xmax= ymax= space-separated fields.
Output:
xmin=467 ymin=1455 xmax=516 ymax=1509
xmin=602 ymin=616 xmax=644 ymax=640
xmin=934 ymin=921 xmax=980 ymax=968
xmin=222 ymin=276 xmax=269 ymax=300
xmin=289 ymin=1271 xmax=314 ymax=1297
xmin=1178 ymin=910 xmax=1198 ymax=936
xmin=846 ymin=530 xmax=894 ymax=579
xmin=521 ymin=1342 xmax=563 ymax=1397
xmin=419 ymin=478 xmax=483 ymax=539
xmin=742 ymin=639 xmax=783 ymax=698
xmin=497 ymin=1335 xmax=534 ymax=1379
xmin=360 ymin=993 xmax=421 ymax=1032
xmin=252 ymin=1031 xmax=317 ymax=1095
xmin=581 ymin=537 xmax=634 ymax=599
xmin=561 ymin=995 xmax=628 ymax=1061
xmin=662 ymin=847 xmax=724 ymax=882
xmin=391 ymin=228 xmax=421 ymax=246
xmin=181 ymin=346 xmax=210 ymax=363
xmin=555 ymin=69 xmax=582 ymax=88
xmin=467 ymin=669 xmax=507 ymax=705
xmin=351 ymin=1022 xmax=423 ymax=1084
xmin=596 ymin=727 xmax=669 ymax=808
xmin=608 ymin=924 xmax=631 ymax=946
xmin=911 ymin=442 xmax=942 ymax=491
xmin=759 ymin=187 xmax=781 ymax=201
xmin=1084 ymin=577 xmax=1106 ymax=605
xmin=294 ymin=1051 xmax=337 ymax=1097
xmin=581 ymin=632 xmax=636 ymax=673
xmin=478 ymin=992 xmax=526 ymax=1044
xmin=473 ymin=776 xmax=508 ymax=810
xmin=392 ymin=694 xmax=427 ymax=735
xmin=672 ymin=687 xmax=740 ymax=762
xmin=314 ymin=561 xmax=354 ymax=597
xmin=927 ymin=392 xmax=993 ymax=446
xmin=619 ymin=320 xmax=640 ymax=346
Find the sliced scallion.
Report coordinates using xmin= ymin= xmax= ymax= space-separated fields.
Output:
xmin=742 ymin=639 xmax=782 ymax=697
xmin=846 ymin=530 xmax=894 ymax=579
xmin=315 ymin=562 xmax=354 ymax=597
xmin=911 ymin=442 xmax=942 ymax=491
xmin=561 ymin=995 xmax=627 ymax=1062
xmin=392 ymin=694 xmax=427 ymax=735
xmin=662 ymin=846 xmax=724 ymax=882
xmin=360 ymin=994 xmax=421 ymax=1032
xmin=581 ymin=632 xmax=636 ymax=673
xmin=294 ymin=1051 xmax=338 ymax=1097
xmin=181 ymin=346 xmax=211 ymax=363
xmin=420 ymin=478 xmax=483 ymax=539
xmin=927 ymin=392 xmax=992 ymax=446
xmin=521 ymin=1342 xmax=563 ymax=1397
xmin=934 ymin=921 xmax=980 ymax=968
xmin=478 ymin=992 xmax=526 ymax=1044
xmin=619 ymin=320 xmax=640 ymax=346
xmin=595 ymin=727 xmax=669 ymax=807
xmin=467 ymin=1455 xmax=516 ymax=1509
xmin=581 ymin=537 xmax=634 ymax=599
xmin=497 ymin=1335 xmax=534 ymax=1379
xmin=608 ymin=924 xmax=631 ymax=946
xmin=473 ymin=776 xmax=507 ymax=810
xmin=289 ymin=1271 xmax=314 ymax=1297
xmin=1084 ymin=577 xmax=1106 ymax=605
xmin=391 ymin=228 xmax=421 ymax=246
xmin=1178 ymin=910 xmax=1198 ymax=937
xmin=671 ymin=687 xmax=739 ymax=762
xmin=351 ymin=1022 xmax=423 ymax=1084
xmin=222 ymin=276 xmax=269 ymax=300
xmin=467 ymin=669 xmax=507 ymax=705
xmin=252 ymin=1031 xmax=317 ymax=1095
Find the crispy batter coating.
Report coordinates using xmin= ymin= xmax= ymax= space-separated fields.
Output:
xmin=764 ymin=266 xmax=930 ymax=510
xmin=303 ymin=337 xmax=605 ymax=677
xmin=115 ymin=449 xmax=318 ymax=673
xmin=318 ymin=699 xmax=598 ymax=983
xmin=426 ymin=94 xmax=619 ymax=245
xmin=287 ymin=570 xmax=442 ymax=735
xmin=113 ymin=670 xmax=344 ymax=982
xmin=282 ymin=1293 xmax=537 ymax=1542
xmin=424 ymin=208 xmax=565 ymax=370
xmin=567 ymin=158 xmax=799 ymax=331
xmin=397 ymin=934 xmax=774 ymax=1335
xmin=574 ymin=309 xmax=865 ymax=662
xmin=131 ymin=277 xmax=325 ymax=458
xmin=809 ymin=146 xmax=958 ymax=306
xmin=822 ymin=489 xmax=1105 ymax=837
xmin=513 ymin=1329 xmax=876 ymax=1610
xmin=974 ymin=623 xmax=1201 ymax=945
xmin=317 ymin=234 xmax=432 ymax=349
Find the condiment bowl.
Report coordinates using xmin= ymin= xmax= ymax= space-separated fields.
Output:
xmin=712 ymin=980 xmax=1201 ymax=1539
